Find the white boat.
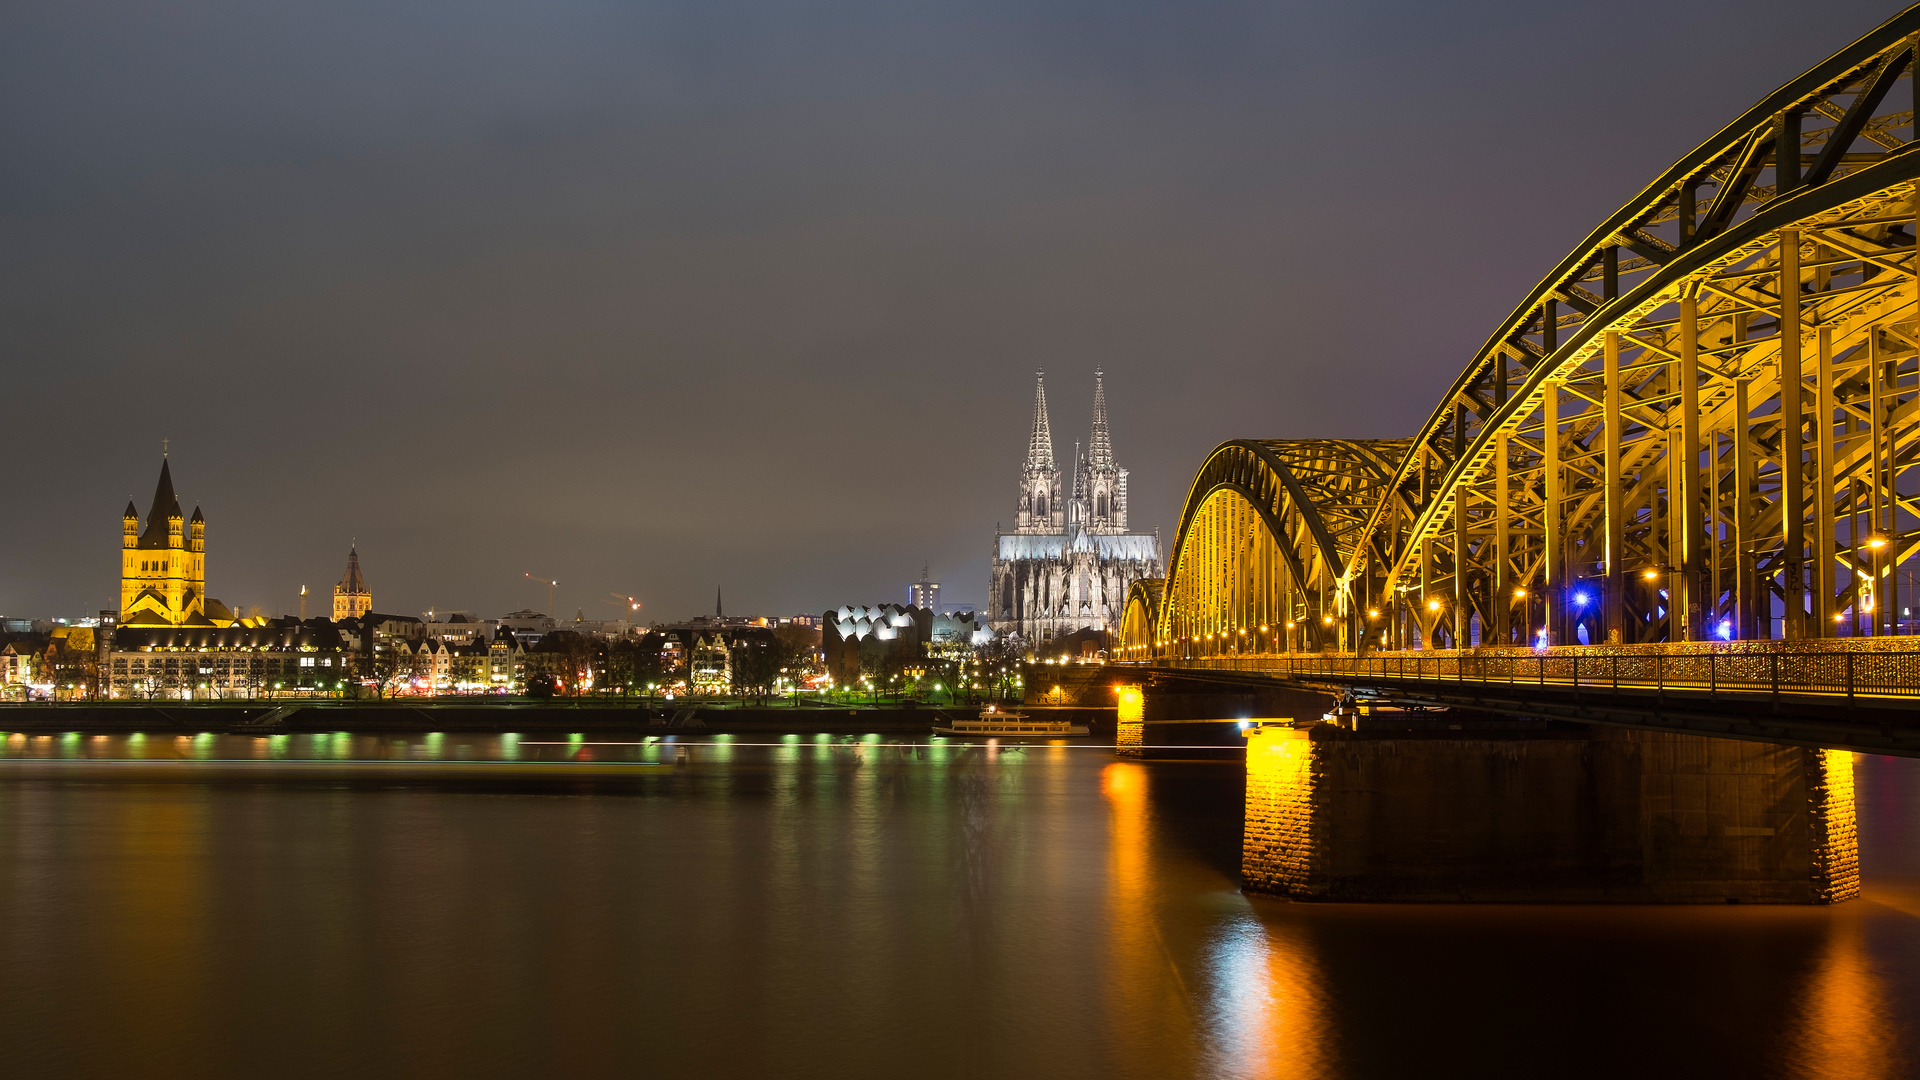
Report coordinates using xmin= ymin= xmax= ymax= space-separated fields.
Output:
xmin=933 ymin=705 xmax=1089 ymax=738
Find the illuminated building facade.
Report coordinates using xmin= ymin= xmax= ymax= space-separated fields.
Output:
xmin=990 ymin=371 xmax=1161 ymax=646
xmin=689 ymin=632 xmax=731 ymax=692
xmin=333 ymin=546 xmax=373 ymax=622
xmin=108 ymin=620 xmax=350 ymax=698
xmin=120 ymin=457 xmax=213 ymax=627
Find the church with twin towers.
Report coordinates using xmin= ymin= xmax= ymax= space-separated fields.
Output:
xmin=990 ymin=371 xmax=1162 ymax=647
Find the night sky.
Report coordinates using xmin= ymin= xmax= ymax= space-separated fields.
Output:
xmin=1 ymin=0 xmax=1901 ymax=623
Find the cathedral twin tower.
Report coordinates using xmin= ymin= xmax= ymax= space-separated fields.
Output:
xmin=1012 ymin=370 xmax=1130 ymax=535
xmin=991 ymin=371 xmax=1161 ymax=646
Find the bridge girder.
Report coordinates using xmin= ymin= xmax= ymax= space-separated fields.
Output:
xmin=1156 ymin=5 xmax=1920 ymax=657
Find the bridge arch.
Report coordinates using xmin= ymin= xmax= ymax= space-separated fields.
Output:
xmin=1152 ymin=5 xmax=1920 ymax=656
xmin=1117 ymin=578 xmax=1163 ymax=660
xmin=1158 ymin=439 xmax=1411 ymax=656
xmin=1357 ymin=7 xmax=1920 ymax=649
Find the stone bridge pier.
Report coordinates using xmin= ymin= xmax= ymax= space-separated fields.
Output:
xmin=1242 ymin=721 xmax=1858 ymax=904
xmin=1112 ymin=670 xmax=1334 ymax=758
xmin=1112 ymin=675 xmax=1859 ymax=904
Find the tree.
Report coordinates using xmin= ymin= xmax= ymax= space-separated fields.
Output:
xmin=858 ymin=640 xmax=907 ymax=704
xmin=545 ymin=631 xmax=602 ymax=696
xmin=607 ymin=639 xmax=669 ymax=698
xmin=731 ymin=636 xmax=781 ymax=702
xmin=44 ymin=640 xmax=98 ymax=700
xmin=605 ymin=641 xmax=638 ymax=696
xmin=368 ymin=645 xmax=411 ymax=699
xmin=772 ymin=624 xmax=820 ymax=702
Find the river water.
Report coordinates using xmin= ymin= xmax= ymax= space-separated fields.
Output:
xmin=0 ymin=731 xmax=1914 ymax=1079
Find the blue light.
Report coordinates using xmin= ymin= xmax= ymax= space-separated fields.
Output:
xmin=1573 ymin=591 xmax=1591 ymax=607
xmin=1716 ymin=619 xmax=1733 ymax=641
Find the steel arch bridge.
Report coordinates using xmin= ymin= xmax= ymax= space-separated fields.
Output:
xmin=1124 ymin=5 xmax=1920 ymax=674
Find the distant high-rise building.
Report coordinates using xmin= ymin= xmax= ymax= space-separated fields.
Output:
xmin=990 ymin=371 xmax=1160 ymax=646
xmin=333 ymin=546 xmax=373 ymax=622
xmin=908 ymin=565 xmax=940 ymax=610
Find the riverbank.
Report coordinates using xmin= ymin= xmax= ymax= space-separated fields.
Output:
xmin=0 ymin=701 xmax=1116 ymax=736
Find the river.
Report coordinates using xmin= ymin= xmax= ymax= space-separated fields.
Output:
xmin=0 ymin=731 xmax=1914 ymax=1078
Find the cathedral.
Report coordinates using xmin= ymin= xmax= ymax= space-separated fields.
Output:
xmin=989 ymin=371 xmax=1161 ymax=647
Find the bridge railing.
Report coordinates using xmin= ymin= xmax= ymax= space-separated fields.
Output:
xmin=1162 ymin=647 xmax=1920 ymax=702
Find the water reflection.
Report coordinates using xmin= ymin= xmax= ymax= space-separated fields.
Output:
xmin=1201 ymin=913 xmax=1332 ymax=1080
xmin=0 ymin=732 xmax=1910 ymax=1077
xmin=1790 ymin=910 xmax=1902 ymax=1080
xmin=1101 ymin=761 xmax=1194 ymax=1061
xmin=1104 ymin=759 xmax=1333 ymax=1078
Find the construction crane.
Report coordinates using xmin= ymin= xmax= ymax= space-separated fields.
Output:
xmin=524 ymin=572 xmax=557 ymax=616
xmin=602 ymin=592 xmax=643 ymax=617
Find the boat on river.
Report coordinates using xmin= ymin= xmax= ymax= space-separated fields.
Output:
xmin=933 ymin=704 xmax=1089 ymax=738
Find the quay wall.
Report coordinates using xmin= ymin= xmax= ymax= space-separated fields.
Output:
xmin=0 ymin=703 xmax=1095 ymax=736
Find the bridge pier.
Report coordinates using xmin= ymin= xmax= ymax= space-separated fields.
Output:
xmin=1113 ymin=674 xmax=1332 ymax=758
xmin=1243 ymin=722 xmax=1858 ymax=904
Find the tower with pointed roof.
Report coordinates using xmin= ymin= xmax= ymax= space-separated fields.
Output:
xmin=990 ymin=371 xmax=1160 ymax=647
xmin=120 ymin=456 xmax=212 ymax=627
xmin=1013 ymin=372 xmax=1063 ymax=533
xmin=1079 ymin=369 xmax=1128 ymax=533
xmin=333 ymin=546 xmax=372 ymax=622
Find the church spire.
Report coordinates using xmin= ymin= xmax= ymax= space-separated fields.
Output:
xmin=339 ymin=545 xmax=366 ymax=594
xmin=136 ymin=456 xmax=184 ymax=549
xmin=332 ymin=543 xmax=373 ymax=622
xmin=1025 ymin=370 xmax=1055 ymax=471
xmin=1087 ymin=369 xmax=1113 ymax=469
xmin=145 ymin=457 xmax=181 ymax=533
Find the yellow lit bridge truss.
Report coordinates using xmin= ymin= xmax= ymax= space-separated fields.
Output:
xmin=1126 ymin=6 xmax=1920 ymax=659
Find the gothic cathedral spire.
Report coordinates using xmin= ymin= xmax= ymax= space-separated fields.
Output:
xmin=1083 ymin=369 xmax=1127 ymax=533
xmin=1087 ymin=368 xmax=1113 ymax=469
xmin=1026 ymin=370 xmax=1055 ymax=472
xmin=1014 ymin=371 xmax=1063 ymax=533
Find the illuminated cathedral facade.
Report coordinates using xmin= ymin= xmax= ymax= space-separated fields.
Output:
xmin=989 ymin=371 xmax=1161 ymax=647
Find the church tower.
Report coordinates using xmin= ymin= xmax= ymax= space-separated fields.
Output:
xmin=1013 ymin=372 xmax=1063 ymax=533
xmin=119 ymin=456 xmax=209 ymax=626
xmin=333 ymin=546 xmax=372 ymax=622
xmin=1082 ymin=369 xmax=1127 ymax=533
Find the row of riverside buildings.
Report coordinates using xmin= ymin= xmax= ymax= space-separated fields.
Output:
xmin=11 ymin=369 xmax=1162 ymax=699
xmin=0 ymin=457 xmax=822 ymax=700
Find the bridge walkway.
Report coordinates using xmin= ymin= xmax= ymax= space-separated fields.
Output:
xmin=1120 ymin=641 xmax=1920 ymax=756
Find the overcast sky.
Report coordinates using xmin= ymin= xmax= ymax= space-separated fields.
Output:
xmin=0 ymin=0 xmax=1903 ymax=622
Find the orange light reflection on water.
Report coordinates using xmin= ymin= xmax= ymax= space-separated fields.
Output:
xmin=1789 ymin=904 xmax=1905 ymax=1080
xmin=1103 ymin=760 xmax=1332 ymax=1078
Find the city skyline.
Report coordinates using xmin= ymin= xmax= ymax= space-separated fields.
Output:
xmin=2 ymin=0 xmax=1899 ymax=621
